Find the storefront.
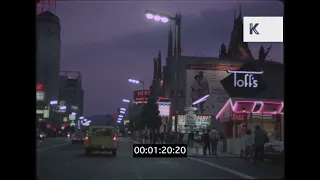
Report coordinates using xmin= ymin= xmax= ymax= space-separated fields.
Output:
xmin=171 ymin=115 xmax=212 ymax=133
xmin=215 ymin=61 xmax=284 ymax=155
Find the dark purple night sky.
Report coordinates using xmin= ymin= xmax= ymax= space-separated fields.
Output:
xmin=56 ymin=1 xmax=283 ymax=116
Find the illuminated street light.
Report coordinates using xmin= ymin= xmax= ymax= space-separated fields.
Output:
xmin=128 ymin=78 xmax=144 ymax=90
xmin=122 ymin=99 xmax=130 ymax=103
xmin=145 ymin=11 xmax=169 ymax=23
xmin=79 ymin=116 xmax=84 ymax=120
xmin=192 ymin=95 xmax=210 ymax=105
xmin=117 ymin=120 xmax=121 ymax=123
xmin=120 ymin=111 xmax=125 ymax=114
xmin=120 ymin=108 xmax=126 ymax=111
xmin=145 ymin=10 xmax=182 ymax=140
xmin=118 ymin=115 xmax=123 ymax=118
xmin=118 ymin=118 xmax=122 ymax=121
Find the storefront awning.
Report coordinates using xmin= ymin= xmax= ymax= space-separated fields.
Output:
xmin=216 ymin=98 xmax=284 ymax=120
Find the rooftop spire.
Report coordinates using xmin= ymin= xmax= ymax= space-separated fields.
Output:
xmin=167 ymin=28 xmax=173 ymax=57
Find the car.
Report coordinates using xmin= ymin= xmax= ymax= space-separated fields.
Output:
xmin=72 ymin=132 xmax=85 ymax=144
xmin=37 ymin=132 xmax=46 ymax=140
xmin=83 ymin=126 xmax=119 ymax=156
xmin=264 ymin=140 xmax=284 ymax=164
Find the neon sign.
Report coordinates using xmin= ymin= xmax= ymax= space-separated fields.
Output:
xmin=227 ymin=70 xmax=263 ymax=88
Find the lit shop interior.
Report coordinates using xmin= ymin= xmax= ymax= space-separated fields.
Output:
xmin=215 ymin=98 xmax=284 ymax=154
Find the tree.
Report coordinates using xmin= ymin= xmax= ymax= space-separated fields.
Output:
xmin=129 ymin=114 xmax=141 ymax=130
xmin=140 ymin=97 xmax=161 ymax=131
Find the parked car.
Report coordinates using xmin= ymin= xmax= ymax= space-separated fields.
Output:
xmin=264 ymin=140 xmax=284 ymax=164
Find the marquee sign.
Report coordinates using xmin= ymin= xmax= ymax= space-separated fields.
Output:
xmin=133 ymin=90 xmax=150 ymax=103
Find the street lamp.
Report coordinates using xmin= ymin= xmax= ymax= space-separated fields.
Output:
xmin=145 ymin=10 xmax=182 ymax=138
xmin=128 ymin=78 xmax=144 ymax=90
xmin=122 ymin=99 xmax=130 ymax=103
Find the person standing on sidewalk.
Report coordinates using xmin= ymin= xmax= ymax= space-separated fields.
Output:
xmin=209 ymin=127 xmax=220 ymax=156
xmin=253 ymin=125 xmax=269 ymax=164
xmin=194 ymin=131 xmax=202 ymax=155
xmin=243 ymin=129 xmax=254 ymax=160
xmin=202 ymin=129 xmax=211 ymax=156
xmin=160 ymin=132 xmax=165 ymax=144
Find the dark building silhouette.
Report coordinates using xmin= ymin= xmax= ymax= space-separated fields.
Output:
xmin=58 ymin=71 xmax=84 ymax=125
xmin=226 ymin=7 xmax=254 ymax=60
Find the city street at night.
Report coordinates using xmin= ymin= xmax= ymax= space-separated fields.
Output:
xmin=37 ymin=138 xmax=284 ymax=180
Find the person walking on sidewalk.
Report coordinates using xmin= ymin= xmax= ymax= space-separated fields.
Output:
xmin=202 ymin=129 xmax=211 ymax=156
xmin=193 ymin=131 xmax=201 ymax=155
xmin=209 ymin=127 xmax=220 ymax=156
xmin=160 ymin=132 xmax=165 ymax=144
xmin=243 ymin=129 xmax=254 ymax=160
xmin=252 ymin=125 xmax=269 ymax=164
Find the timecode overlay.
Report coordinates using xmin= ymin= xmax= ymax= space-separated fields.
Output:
xmin=133 ymin=144 xmax=188 ymax=158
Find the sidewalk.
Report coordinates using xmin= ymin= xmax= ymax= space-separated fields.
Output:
xmin=187 ymin=147 xmax=239 ymax=158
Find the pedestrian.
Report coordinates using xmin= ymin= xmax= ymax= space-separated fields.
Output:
xmin=202 ymin=129 xmax=211 ymax=155
xmin=252 ymin=125 xmax=269 ymax=164
xmin=144 ymin=130 xmax=149 ymax=144
xmin=160 ymin=132 xmax=164 ymax=144
xmin=243 ymin=129 xmax=254 ymax=160
xmin=188 ymin=131 xmax=194 ymax=148
xmin=209 ymin=127 xmax=220 ymax=156
xmin=193 ymin=131 xmax=201 ymax=155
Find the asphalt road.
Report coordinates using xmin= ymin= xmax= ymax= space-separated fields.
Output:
xmin=37 ymin=137 xmax=284 ymax=180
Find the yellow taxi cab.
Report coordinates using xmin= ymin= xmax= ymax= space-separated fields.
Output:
xmin=83 ymin=126 xmax=119 ymax=156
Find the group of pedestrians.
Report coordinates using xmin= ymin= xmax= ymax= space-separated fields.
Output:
xmin=243 ymin=125 xmax=270 ymax=164
xmin=188 ymin=127 xmax=221 ymax=156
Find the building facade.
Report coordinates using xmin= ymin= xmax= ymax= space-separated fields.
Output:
xmin=36 ymin=11 xmax=61 ymax=104
xmin=58 ymin=71 xmax=84 ymax=127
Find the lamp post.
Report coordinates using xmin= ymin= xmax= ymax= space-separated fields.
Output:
xmin=128 ymin=78 xmax=144 ymax=91
xmin=145 ymin=10 xmax=182 ymax=139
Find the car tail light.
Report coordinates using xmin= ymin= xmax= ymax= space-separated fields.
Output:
xmin=84 ymin=136 xmax=89 ymax=140
xmin=113 ymin=137 xmax=118 ymax=141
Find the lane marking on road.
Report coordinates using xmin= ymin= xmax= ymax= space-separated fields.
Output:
xmin=37 ymin=142 xmax=71 ymax=152
xmin=187 ymin=157 xmax=256 ymax=179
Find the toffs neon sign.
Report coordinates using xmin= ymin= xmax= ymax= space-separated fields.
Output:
xmin=227 ymin=70 xmax=263 ymax=88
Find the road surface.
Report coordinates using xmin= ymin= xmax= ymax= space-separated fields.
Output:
xmin=37 ymin=137 xmax=284 ymax=180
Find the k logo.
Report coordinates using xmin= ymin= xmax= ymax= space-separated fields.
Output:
xmin=220 ymin=62 xmax=267 ymax=98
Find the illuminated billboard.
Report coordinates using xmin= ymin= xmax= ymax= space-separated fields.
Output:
xmin=133 ymin=90 xmax=150 ymax=103
xmin=36 ymin=91 xmax=45 ymax=101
